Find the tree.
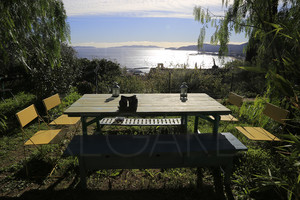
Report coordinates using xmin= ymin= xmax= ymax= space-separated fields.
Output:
xmin=78 ymin=58 xmax=122 ymax=94
xmin=194 ymin=1 xmax=300 ymax=199
xmin=194 ymin=0 xmax=300 ymax=105
xmin=28 ymin=43 xmax=83 ymax=98
xmin=0 ymin=0 xmax=70 ymax=71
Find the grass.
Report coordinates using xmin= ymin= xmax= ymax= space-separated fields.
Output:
xmin=0 ymin=101 xmax=292 ymax=200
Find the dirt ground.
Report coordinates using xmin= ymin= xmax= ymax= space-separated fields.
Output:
xmin=0 ymin=124 xmax=228 ymax=200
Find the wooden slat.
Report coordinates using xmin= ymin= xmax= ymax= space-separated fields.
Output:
xmin=263 ymin=103 xmax=289 ymax=124
xmin=99 ymin=117 xmax=182 ymax=126
xmin=150 ymin=119 xmax=154 ymax=125
xmin=228 ymin=92 xmax=243 ymax=107
xmin=43 ymin=94 xmax=61 ymax=111
xmin=236 ymin=126 xmax=280 ymax=141
xmin=16 ymin=104 xmax=38 ymax=128
xmin=64 ymin=93 xmax=231 ymax=116
xmin=210 ymin=114 xmax=238 ymax=122
xmin=24 ymin=129 xmax=62 ymax=145
xmin=162 ymin=119 xmax=166 ymax=125
xmin=49 ymin=114 xmax=80 ymax=125
xmin=100 ymin=118 xmax=106 ymax=124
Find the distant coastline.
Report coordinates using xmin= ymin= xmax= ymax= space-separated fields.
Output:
xmin=166 ymin=43 xmax=247 ymax=58
xmin=73 ymin=45 xmax=239 ymax=74
xmin=73 ymin=42 xmax=247 ymax=58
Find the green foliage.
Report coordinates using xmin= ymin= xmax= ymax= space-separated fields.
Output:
xmin=117 ymin=75 xmax=148 ymax=93
xmin=47 ymin=88 xmax=81 ymax=117
xmin=0 ymin=114 xmax=7 ymax=133
xmin=0 ymin=92 xmax=36 ymax=134
xmin=0 ymin=0 xmax=70 ymax=70
xmin=28 ymin=43 xmax=83 ymax=98
xmin=274 ymin=134 xmax=300 ymax=200
xmin=85 ymin=59 xmax=264 ymax=98
xmin=241 ymin=134 xmax=300 ymax=200
xmin=78 ymin=58 xmax=122 ymax=94
xmin=77 ymin=81 xmax=94 ymax=95
xmin=0 ymin=92 xmax=36 ymax=119
xmin=61 ymin=88 xmax=82 ymax=108
xmin=233 ymin=147 xmax=285 ymax=199
xmin=194 ymin=0 xmax=300 ymax=111
xmin=239 ymin=95 xmax=269 ymax=126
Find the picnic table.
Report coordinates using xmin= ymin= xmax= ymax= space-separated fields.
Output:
xmin=64 ymin=93 xmax=232 ymax=135
xmin=63 ymin=93 xmax=247 ymax=198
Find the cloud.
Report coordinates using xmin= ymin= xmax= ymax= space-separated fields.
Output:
xmin=62 ymin=0 xmax=228 ymax=18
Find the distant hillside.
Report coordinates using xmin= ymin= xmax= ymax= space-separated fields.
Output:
xmin=112 ymin=45 xmax=161 ymax=48
xmin=73 ymin=43 xmax=247 ymax=60
xmin=167 ymin=43 xmax=247 ymax=55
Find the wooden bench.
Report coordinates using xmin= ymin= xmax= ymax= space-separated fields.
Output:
xmin=236 ymin=102 xmax=289 ymax=141
xmin=63 ymin=132 xmax=247 ymax=197
xmin=99 ymin=117 xmax=182 ymax=126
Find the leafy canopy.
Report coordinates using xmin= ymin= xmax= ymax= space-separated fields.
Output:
xmin=0 ymin=0 xmax=70 ymax=70
xmin=194 ymin=0 xmax=300 ymax=106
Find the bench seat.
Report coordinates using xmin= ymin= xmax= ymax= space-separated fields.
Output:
xmin=236 ymin=126 xmax=280 ymax=141
xmin=99 ymin=117 xmax=182 ymax=126
xmin=63 ymin=132 xmax=247 ymax=188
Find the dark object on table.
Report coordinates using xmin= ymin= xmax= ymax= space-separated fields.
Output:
xmin=119 ymin=95 xmax=138 ymax=112
xmin=114 ymin=117 xmax=125 ymax=123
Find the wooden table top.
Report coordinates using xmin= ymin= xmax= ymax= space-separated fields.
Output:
xmin=64 ymin=93 xmax=231 ymax=117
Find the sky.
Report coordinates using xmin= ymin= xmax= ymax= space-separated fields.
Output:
xmin=62 ymin=0 xmax=248 ymax=48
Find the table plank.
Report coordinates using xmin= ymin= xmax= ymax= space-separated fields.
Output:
xmin=64 ymin=93 xmax=231 ymax=116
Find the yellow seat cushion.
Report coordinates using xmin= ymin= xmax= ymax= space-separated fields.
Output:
xmin=235 ymin=126 xmax=280 ymax=141
xmin=49 ymin=114 xmax=80 ymax=125
xmin=24 ymin=129 xmax=62 ymax=145
xmin=210 ymin=114 xmax=238 ymax=122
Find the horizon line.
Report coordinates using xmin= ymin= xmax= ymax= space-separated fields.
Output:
xmin=70 ymin=41 xmax=248 ymax=48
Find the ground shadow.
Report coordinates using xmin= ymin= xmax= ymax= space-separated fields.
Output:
xmin=14 ymin=157 xmax=55 ymax=184
xmin=1 ymin=185 xmax=220 ymax=200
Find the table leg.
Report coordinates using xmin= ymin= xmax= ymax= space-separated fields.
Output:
xmin=212 ymin=114 xmax=220 ymax=136
xmin=194 ymin=116 xmax=199 ymax=134
xmin=212 ymin=167 xmax=226 ymax=199
xmin=96 ymin=120 xmax=101 ymax=133
xmin=196 ymin=167 xmax=203 ymax=188
xmin=181 ymin=115 xmax=188 ymax=134
xmin=79 ymin=156 xmax=87 ymax=189
xmin=81 ymin=117 xmax=88 ymax=135
xmin=224 ymin=163 xmax=234 ymax=200
xmin=95 ymin=116 xmax=101 ymax=135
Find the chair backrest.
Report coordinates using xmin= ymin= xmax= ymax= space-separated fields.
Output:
xmin=43 ymin=93 xmax=61 ymax=112
xmin=263 ymin=102 xmax=289 ymax=124
xmin=228 ymin=92 xmax=244 ymax=107
xmin=16 ymin=104 xmax=38 ymax=128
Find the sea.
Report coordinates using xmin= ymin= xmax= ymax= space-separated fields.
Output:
xmin=74 ymin=47 xmax=235 ymax=74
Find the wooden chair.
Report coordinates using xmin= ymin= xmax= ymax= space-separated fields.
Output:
xmin=235 ymin=103 xmax=289 ymax=141
xmin=16 ymin=104 xmax=62 ymax=175
xmin=43 ymin=93 xmax=80 ymax=128
xmin=209 ymin=92 xmax=243 ymax=122
xmin=194 ymin=92 xmax=243 ymax=134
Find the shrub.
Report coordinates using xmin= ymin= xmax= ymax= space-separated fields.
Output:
xmin=0 ymin=92 xmax=36 ymax=134
xmin=48 ymin=88 xmax=81 ymax=116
